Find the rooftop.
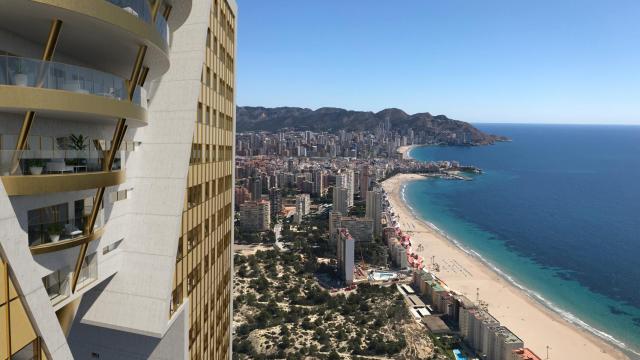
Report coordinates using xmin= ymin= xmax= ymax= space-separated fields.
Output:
xmin=513 ymin=348 xmax=543 ymax=360
xmin=421 ymin=316 xmax=451 ymax=334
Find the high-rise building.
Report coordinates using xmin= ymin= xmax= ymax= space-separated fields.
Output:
xmin=359 ymin=165 xmax=371 ymax=198
xmin=332 ymin=186 xmax=350 ymax=215
xmin=336 ymin=228 xmax=355 ymax=285
xmin=239 ymin=200 xmax=271 ymax=232
xmin=268 ymin=187 xmax=283 ymax=217
xmin=366 ymin=187 xmax=383 ymax=238
xmin=0 ymin=0 xmax=236 ymax=359
xmin=335 ymin=169 xmax=354 ymax=206
xmin=312 ymin=169 xmax=324 ymax=197
xmin=249 ymin=176 xmax=262 ymax=201
xmin=293 ymin=193 xmax=310 ymax=224
xmin=328 ymin=210 xmax=342 ymax=244
xmin=339 ymin=216 xmax=374 ymax=243
xmin=235 ymin=186 xmax=251 ymax=208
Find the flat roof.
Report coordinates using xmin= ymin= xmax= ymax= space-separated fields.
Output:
xmin=407 ymin=294 xmax=425 ymax=307
xmin=402 ymin=284 xmax=415 ymax=294
xmin=409 ymin=308 xmax=421 ymax=320
xmin=421 ymin=316 xmax=451 ymax=334
xmin=417 ymin=307 xmax=431 ymax=316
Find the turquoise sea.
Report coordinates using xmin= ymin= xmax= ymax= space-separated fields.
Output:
xmin=406 ymin=124 xmax=640 ymax=358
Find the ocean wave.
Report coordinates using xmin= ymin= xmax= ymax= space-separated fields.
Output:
xmin=397 ymin=182 xmax=640 ymax=358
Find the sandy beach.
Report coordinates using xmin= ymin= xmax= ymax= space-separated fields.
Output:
xmin=382 ymin=173 xmax=628 ymax=360
xmin=396 ymin=145 xmax=416 ymax=159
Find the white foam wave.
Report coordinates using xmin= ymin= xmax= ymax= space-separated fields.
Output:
xmin=397 ymin=184 xmax=640 ymax=358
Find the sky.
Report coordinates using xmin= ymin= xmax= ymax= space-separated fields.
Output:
xmin=237 ymin=0 xmax=640 ymax=124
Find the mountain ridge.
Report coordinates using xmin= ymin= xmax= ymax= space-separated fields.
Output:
xmin=236 ymin=106 xmax=508 ymax=145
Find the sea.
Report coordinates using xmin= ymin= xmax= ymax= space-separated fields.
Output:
xmin=405 ymin=124 xmax=640 ymax=358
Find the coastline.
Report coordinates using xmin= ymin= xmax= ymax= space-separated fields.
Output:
xmin=396 ymin=145 xmax=416 ymax=159
xmin=382 ymin=173 xmax=629 ymax=360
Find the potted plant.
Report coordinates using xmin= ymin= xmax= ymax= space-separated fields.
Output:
xmin=14 ymin=59 xmax=28 ymax=86
xmin=48 ymin=223 xmax=63 ymax=243
xmin=27 ymin=159 xmax=44 ymax=175
xmin=68 ymin=134 xmax=88 ymax=167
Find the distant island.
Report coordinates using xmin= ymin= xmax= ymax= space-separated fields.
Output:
xmin=237 ymin=106 xmax=509 ymax=146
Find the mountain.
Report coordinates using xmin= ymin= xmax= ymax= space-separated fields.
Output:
xmin=236 ymin=106 xmax=507 ymax=145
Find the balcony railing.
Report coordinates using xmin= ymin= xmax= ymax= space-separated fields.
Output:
xmin=105 ymin=0 xmax=152 ymax=23
xmin=0 ymin=150 xmax=124 ymax=176
xmin=0 ymin=55 xmax=142 ymax=105
xmin=105 ymin=0 xmax=169 ymax=45
xmin=155 ymin=14 xmax=170 ymax=44
xmin=77 ymin=252 xmax=98 ymax=290
xmin=28 ymin=216 xmax=103 ymax=247
xmin=43 ymin=266 xmax=71 ymax=305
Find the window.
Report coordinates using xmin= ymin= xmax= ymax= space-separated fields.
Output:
xmin=42 ymin=268 xmax=70 ymax=304
xmin=103 ymin=239 xmax=123 ymax=255
xmin=190 ymin=144 xmax=202 ymax=164
xmin=109 ymin=189 xmax=131 ymax=203
xmin=77 ymin=252 xmax=97 ymax=289
xmin=205 ymin=145 xmax=211 ymax=163
xmin=176 ymin=236 xmax=184 ymax=261
xmin=187 ymin=184 xmax=202 ymax=208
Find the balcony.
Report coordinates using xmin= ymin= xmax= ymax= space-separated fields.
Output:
xmin=28 ymin=216 xmax=104 ymax=247
xmin=105 ymin=0 xmax=152 ymax=23
xmin=43 ymin=252 xmax=97 ymax=305
xmin=156 ymin=14 xmax=170 ymax=45
xmin=105 ymin=0 xmax=170 ymax=45
xmin=0 ymin=55 xmax=147 ymax=125
xmin=28 ymin=201 xmax=105 ymax=254
xmin=0 ymin=0 xmax=170 ymax=81
xmin=0 ymin=149 xmax=126 ymax=196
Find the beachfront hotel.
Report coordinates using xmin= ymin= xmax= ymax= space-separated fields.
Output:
xmin=0 ymin=0 xmax=236 ymax=359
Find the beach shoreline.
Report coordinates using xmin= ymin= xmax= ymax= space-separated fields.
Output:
xmin=396 ymin=145 xmax=416 ymax=159
xmin=382 ymin=173 xmax=629 ymax=360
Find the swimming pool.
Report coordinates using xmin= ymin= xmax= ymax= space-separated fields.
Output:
xmin=369 ymin=271 xmax=398 ymax=281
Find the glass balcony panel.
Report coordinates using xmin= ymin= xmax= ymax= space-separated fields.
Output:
xmin=0 ymin=150 xmax=125 ymax=176
xmin=0 ymin=55 xmax=138 ymax=105
xmin=77 ymin=252 xmax=98 ymax=289
xmin=105 ymin=0 xmax=152 ymax=23
xmin=27 ymin=215 xmax=104 ymax=247
xmin=42 ymin=267 xmax=71 ymax=305
xmin=155 ymin=14 xmax=170 ymax=45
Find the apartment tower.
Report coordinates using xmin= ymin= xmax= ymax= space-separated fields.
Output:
xmin=0 ymin=0 xmax=236 ymax=359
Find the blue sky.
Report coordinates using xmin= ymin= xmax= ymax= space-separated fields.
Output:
xmin=237 ymin=0 xmax=640 ymax=124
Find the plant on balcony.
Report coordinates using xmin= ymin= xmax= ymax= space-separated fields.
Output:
xmin=70 ymin=134 xmax=88 ymax=150
xmin=68 ymin=134 xmax=88 ymax=166
xmin=48 ymin=223 xmax=63 ymax=243
xmin=26 ymin=159 xmax=44 ymax=175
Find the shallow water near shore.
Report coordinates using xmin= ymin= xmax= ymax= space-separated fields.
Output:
xmin=406 ymin=124 xmax=640 ymax=358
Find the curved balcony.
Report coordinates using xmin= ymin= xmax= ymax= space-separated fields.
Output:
xmin=0 ymin=56 xmax=147 ymax=126
xmin=0 ymin=0 xmax=171 ymax=80
xmin=0 ymin=150 xmax=126 ymax=195
xmin=106 ymin=0 xmax=170 ymax=45
xmin=31 ymin=226 xmax=105 ymax=255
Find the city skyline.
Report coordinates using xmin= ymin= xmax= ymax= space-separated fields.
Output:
xmin=238 ymin=0 xmax=640 ymax=125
